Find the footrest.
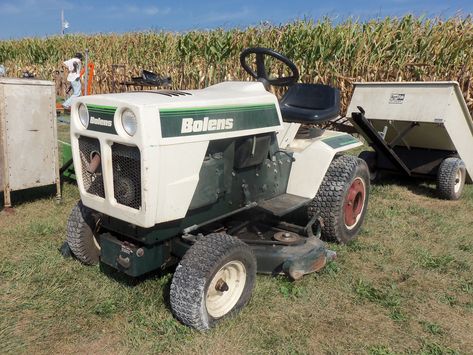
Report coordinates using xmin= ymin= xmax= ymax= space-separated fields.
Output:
xmin=257 ymin=193 xmax=311 ymax=217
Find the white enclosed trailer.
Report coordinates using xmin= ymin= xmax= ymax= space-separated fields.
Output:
xmin=347 ymin=81 xmax=473 ymax=199
xmin=0 ymin=78 xmax=61 ymax=208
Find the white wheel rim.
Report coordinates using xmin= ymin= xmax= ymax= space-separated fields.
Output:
xmin=206 ymin=260 xmax=246 ymax=318
xmin=454 ymin=169 xmax=463 ymax=194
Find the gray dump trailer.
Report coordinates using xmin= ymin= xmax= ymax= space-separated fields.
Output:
xmin=348 ymin=81 xmax=473 ymax=200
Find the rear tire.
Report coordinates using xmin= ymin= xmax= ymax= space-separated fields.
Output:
xmin=66 ymin=201 xmax=101 ymax=265
xmin=437 ymin=157 xmax=466 ymax=200
xmin=170 ymin=233 xmax=256 ymax=330
xmin=309 ymin=155 xmax=370 ymax=243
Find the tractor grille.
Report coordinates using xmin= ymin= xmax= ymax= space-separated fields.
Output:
xmin=112 ymin=143 xmax=141 ymax=209
xmin=78 ymin=136 xmax=105 ymax=198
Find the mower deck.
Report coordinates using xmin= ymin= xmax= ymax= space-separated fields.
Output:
xmin=99 ymin=207 xmax=334 ymax=280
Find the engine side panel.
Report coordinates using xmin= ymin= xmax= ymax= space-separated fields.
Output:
xmin=155 ymin=141 xmax=209 ymax=223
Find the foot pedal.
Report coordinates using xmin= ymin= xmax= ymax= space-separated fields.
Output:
xmin=258 ymin=193 xmax=311 ymax=217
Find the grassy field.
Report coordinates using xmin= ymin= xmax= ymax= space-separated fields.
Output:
xmin=1 ymin=169 xmax=472 ymax=354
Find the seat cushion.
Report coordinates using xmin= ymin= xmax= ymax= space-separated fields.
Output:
xmin=279 ymin=84 xmax=340 ymax=124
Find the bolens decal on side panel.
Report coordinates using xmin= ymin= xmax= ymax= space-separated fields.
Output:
xmin=159 ymin=104 xmax=279 ymax=138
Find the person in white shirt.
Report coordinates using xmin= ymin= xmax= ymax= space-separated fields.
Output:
xmin=62 ymin=53 xmax=83 ymax=108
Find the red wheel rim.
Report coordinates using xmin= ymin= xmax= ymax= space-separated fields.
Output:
xmin=344 ymin=177 xmax=366 ymax=229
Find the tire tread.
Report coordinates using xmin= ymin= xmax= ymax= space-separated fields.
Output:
xmin=437 ymin=157 xmax=465 ymax=200
xmin=170 ymin=233 xmax=255 ymax=330
xmin=66 ymin=201 xmax=100 ymax=265
xmin=308 ymin=155 xmax=369 ymax=243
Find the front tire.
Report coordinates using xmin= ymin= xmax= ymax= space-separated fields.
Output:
xmin=437 ymin=157 xmax=466 ymax=200
xmin=170 ymin=233 xmax=256 ymax=330
xmin=66 ymin=201 xmax=101 ymax=265
xmin=309 ymin=155 xmax=370 ymax=243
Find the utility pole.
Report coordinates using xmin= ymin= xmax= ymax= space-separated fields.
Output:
xmin=61 ymin=10 xmax=64 ymax=35
xmin=61 ymin=10 xmax=69 ymax=35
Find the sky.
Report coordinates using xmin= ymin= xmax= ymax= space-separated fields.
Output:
xmin=0 ymin=0 xmax=472 ymax=40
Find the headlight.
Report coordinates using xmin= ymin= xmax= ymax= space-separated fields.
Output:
xmin=121 ymin=109 xmax=137 ymax=136
xmin=78 ymin=104 xmax=89 ymax=128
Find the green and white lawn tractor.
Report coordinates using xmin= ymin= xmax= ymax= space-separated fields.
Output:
xmin=66 ymin=48 xmax=370 ymax=330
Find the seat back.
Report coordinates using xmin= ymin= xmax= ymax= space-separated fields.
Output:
xmin=279 ymin=83 xmax=340 ymax=124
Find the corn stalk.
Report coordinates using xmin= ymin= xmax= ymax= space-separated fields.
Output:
xmin=0 ymin=16 xmax=472 ymax=114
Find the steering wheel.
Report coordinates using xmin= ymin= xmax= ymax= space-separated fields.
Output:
xmin=239 ymin=47 xmax=299 ymax=87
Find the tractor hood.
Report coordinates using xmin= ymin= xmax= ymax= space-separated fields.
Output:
xmin=72 ymin=81 xmax=283 ymax=145
xmin=85 ymin=81 xmax=274 ymax=106
xmin=70 ymin=81 xmax=283 ymax=228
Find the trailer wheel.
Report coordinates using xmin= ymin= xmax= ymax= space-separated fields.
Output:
xmin=358 ymin=150 xmax=378 ymax=181
xmin=309 ymin=155 xmax=370 ymax=243
xmin=66 ymin=201 xmax=101 ymax=265
xmin=170 ymin=233 xmax=256 ymax=330
xmin=437 ymin=157 xmax=466 ymax=200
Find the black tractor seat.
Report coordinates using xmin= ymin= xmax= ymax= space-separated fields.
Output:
xmin=279 ymin=83 xmax=341 ymax=124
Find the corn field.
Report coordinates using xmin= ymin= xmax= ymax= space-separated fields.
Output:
xmin=1 ymin=16 xmax=472 ymax=114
